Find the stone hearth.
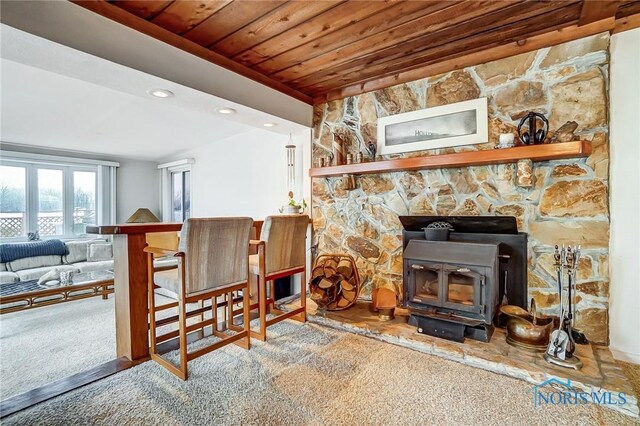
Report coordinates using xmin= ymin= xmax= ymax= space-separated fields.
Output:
xmin=283 ymin=299 xmax=638 ymax=419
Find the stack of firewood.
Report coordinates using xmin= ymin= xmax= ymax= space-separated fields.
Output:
xmin=309 ymin=254 xmax=360 ymax=310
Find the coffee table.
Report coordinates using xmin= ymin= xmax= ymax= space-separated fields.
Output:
xmin=0 ymin=270 xmax=114 ymax=314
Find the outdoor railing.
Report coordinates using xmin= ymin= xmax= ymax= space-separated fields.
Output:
xmin=0 ymin=211 xmax=94 ymax=238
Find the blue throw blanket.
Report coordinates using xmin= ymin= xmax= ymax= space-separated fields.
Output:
xmin=0 ymin=239 xmax=68 ymax=263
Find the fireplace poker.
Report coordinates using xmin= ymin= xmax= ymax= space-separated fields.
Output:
xmin=544 ymin=244 xmax=582 ymax=370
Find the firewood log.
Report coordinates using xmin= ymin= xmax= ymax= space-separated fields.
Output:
xmin=323 ymin=259 xmax=338 ymax=277
xmin=310 ymin=254 xmax=360 ymax=311
xmin=342 ymin=289 xmax=356 ymax=301
xmin=336 ymin=259 xmax=353 ymax=277
xmin=311 ymin=265 xmax=325 ymax=280
xmin=340 ymin=280 xmax=354 ymax=291
xmin=318 ymin=278 xmax=334 ymax=289
xmin=336 ymin=297 xmax=350 ymax=308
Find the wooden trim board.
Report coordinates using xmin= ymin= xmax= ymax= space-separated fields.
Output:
xmin=0 ymin=357 xmax=135 ymax=419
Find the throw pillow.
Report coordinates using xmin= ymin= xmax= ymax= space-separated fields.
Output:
xmin=87 ymin=243 xmax=113 ymax=262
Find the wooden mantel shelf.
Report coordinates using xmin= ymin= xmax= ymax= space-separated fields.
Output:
xmin=309 ymin=141 xmax=591 ymax=178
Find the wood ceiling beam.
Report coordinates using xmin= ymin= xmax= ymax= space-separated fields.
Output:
xmin=292 ymin=2 xmax=577 ymax=92
xmin=579 ymin=0 xmax=620 ymax=25
xmin=312 ymin=17 xmax=617 ymax=104
xmin=72 ymin=0 xmax=313 ymax=104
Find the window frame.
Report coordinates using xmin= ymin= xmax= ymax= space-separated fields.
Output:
xmin=158 ymin=159 xmax=194 ymax=222
xmin=0 ymin=152 xmax=117 ymax=241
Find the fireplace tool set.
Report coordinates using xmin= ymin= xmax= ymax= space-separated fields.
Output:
xmin=544 ymin=244 xmax=583 ymax=370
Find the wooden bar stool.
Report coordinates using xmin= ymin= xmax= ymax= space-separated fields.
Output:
xmin=145 ymin=217 xmax=253 ymax=380
xmin=249 ymin=215 xmax=309 ymax=341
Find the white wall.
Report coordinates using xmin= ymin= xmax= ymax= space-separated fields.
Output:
xmin=609 ymin=28 xmax=640 ymax=364
xmin=115 ymin=158 xmax=160 ymax=223
xmin=181 ymin=128 xmax=311 ymax=220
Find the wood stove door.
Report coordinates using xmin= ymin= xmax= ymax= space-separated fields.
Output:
xmin=408 ymin=261 xmax=442 ymax=307
xmin=441 ymin=265 xmax=484 ymax=315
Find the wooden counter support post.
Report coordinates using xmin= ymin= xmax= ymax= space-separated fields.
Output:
xmin=87 ymin=223 xmax=183 ymax=361
xmin=113 ymin=233 xmax=149 ymax=360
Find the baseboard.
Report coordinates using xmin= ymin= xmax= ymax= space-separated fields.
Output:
xmin=611 ymin=349 xmax=640 ymax=365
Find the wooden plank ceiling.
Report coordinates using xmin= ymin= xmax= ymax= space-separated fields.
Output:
xmin=76 ymin=0 xmax=640 ymax=104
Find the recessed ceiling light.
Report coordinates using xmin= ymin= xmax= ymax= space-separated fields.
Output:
xmin=147 ymin=89 xmax=174 ymax=98
xmin=217 ymin=108 xmax=236 ymax=114
xmin=263 ymin=123 xmax=277 ymax=127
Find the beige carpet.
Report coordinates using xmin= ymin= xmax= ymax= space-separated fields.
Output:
xmin=0 ymin=296 xmax=116 ymax=400
xmin=4 ymin=319 xmax=636 ymax=425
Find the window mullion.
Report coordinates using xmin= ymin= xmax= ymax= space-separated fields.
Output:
xmin=64 ymin=167 xmax=74 ymax=236
xmin=27 ymin=165 xmax=38 ymax=235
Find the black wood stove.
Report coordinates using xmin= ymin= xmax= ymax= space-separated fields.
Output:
xmin=401 ymin=216 xmax=527 ymax=343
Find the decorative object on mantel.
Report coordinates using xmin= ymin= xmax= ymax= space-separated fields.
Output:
xmin=371 ymin=286 xmax=397 ymax=321
xmin=517 ymin=111 xmax=549 ymax=145
xmin=500 ymin=300 xmax=554 ymax=353
xmin=366 ymin=141 xmax=377 ymax=161
xmin=309 ymin=254 xmax=360 ymax=311
xmin=126 ymin=208 xmax=160 ymax=223
xmin=309 ymin=140 xmax=591 ymax=178
xmin=356 ymin=152 xmax=364 ymax=163
xmin=516 ymin=158 xmax=535 ymax=188
xmin=317 ymin=157 xmax=326 ymax=168
xmin=544 ymin=244 xmax=584 ymax=370
xmin=377 ymin=97 xmax=489 ymax=155
xmin=552 ymin=121 xmax=580 ymax=143
xmin=332 ymin=135 xmax=344 ymax=166
xmin=496 ymin=133 xmax=515 ymax=149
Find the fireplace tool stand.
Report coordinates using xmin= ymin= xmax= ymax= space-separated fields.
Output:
xmin=544 ymin=245 xmax=583 ymax=370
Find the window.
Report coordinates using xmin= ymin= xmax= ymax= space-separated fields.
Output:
xmin=0 ymin=153 xmax=117 ymax=240
xmin=0 ymin=165 xmax=26 ymax=238
xmin=159 ymin=159 xmax=193 ymax=222
xmin=73 ymin=171 xmax=97 ymax=234
xmin=171 ymin=170 xmax=191 ymax=222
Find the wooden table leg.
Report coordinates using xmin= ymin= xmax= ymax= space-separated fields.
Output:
xmin=113 ymin=233 xmax=150 ymax=361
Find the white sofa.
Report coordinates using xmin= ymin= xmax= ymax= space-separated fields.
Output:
xmin=0 ymin=239 xmax=114 ymax=284
xmin=0 ymin=239 xmax=180 ymax=285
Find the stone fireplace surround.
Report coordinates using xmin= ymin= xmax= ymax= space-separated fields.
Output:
xmin=311 ymin=33 xmax=611 ymax=345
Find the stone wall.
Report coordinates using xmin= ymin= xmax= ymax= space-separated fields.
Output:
xmin=311 ymin=33 xmax=611 ymax=344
